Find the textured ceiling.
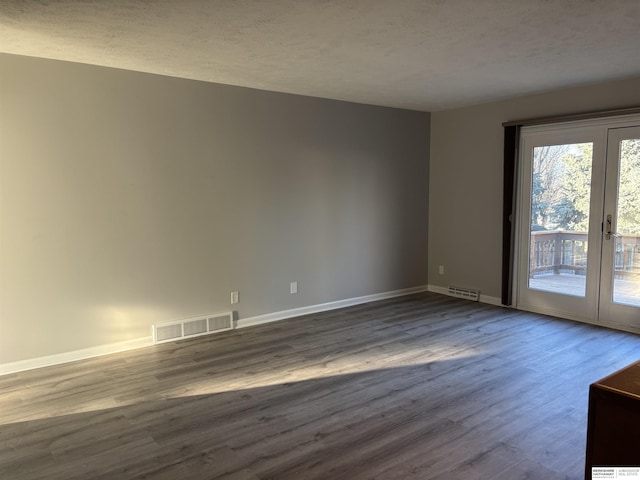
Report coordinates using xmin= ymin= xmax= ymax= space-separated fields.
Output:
xmin=1 ymin=0 xmax=640 ymax=111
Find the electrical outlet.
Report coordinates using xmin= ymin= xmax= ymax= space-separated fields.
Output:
xmin=290 ymin=281 xmax=298 ymax=294
xmin=230 ymin=291 xmax=239 ymax=304
xmin=439 ymin=265 xmax=445 ymax=275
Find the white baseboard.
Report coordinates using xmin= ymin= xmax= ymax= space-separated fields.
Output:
xmin=427 ymin=284 xmax=503 ymax=307
xmin=0 ymin=285 xmax=430 ymax=376
xmin=236 ymin=285 xmax=430 ymax=329
xmin=0 ymin=336 xmax=153 ymax=376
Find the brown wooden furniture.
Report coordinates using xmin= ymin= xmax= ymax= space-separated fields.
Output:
xmin=585 ymin=360 xmax=640 ymax=479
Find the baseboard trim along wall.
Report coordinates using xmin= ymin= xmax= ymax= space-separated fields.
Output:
xmin=236 ymin=285 xmax=430 ymax=329
xmin=0 ymin=336 xmax=154 ymax=376
xmin=427 ymin=285 xmax=502 ymax=307
xmin=0 ymin=285 xmax=430 ymax=376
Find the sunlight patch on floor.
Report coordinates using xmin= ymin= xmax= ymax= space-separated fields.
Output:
xmin=1 ymin=342 xmax=483 ymax=425
xmin=162 ymin=345 xmax=482 ymax=400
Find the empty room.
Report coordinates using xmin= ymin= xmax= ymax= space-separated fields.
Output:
xmin=2 ymin=1 xmax=640 ymax=479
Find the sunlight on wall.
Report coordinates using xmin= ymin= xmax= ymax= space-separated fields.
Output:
xmin=92 ymin=305 xmax=170 ymax=342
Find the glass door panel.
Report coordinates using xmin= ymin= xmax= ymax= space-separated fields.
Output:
xmin=612 ymin=137 xmax=640 ymax=307
xmin=527 ymin=143 xmax=593 ymax=297
xmin=517 ymin=125 xmax=605 ymax=324
xmin=600 ymin=126 xmax=640 ymax=329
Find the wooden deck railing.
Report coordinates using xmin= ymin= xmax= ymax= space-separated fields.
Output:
xmin=530 ymin=230 xmax=640 ymax=279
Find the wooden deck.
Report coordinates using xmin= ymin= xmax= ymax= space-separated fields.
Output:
xmin=1 ymin=292 xmax=640 ymax=479
xmin=530 ymin=273 xmax=640 ymax=307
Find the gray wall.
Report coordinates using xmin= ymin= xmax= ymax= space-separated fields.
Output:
xmin=429 ymin=76 xmax=640 ymax=300
xmin=0 ymin=53 xmax=430 ymax=364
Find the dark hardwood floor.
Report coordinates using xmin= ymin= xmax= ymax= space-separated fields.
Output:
xmin=1 ymin=292 xmax=639 ymax=479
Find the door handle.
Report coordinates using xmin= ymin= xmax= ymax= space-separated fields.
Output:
xmin=605 ymin=214 xmax=619 ymax=240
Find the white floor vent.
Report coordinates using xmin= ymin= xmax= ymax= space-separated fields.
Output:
xmin=447 ymin=285 xmax=480 ymax=302
xmin=153 ymin=312 xmax=234 ymax=344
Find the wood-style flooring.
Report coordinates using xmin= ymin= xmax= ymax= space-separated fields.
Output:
xmin=1 ymin=292 xmax=639 ymax=479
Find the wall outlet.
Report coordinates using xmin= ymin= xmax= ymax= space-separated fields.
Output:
xmin=230 ymin=291 xmax=239 ymax=304
xmin=439 ymin=265 xmax=445 ymax=275
xmin=290 ymin=281 xmax=298 ymax=294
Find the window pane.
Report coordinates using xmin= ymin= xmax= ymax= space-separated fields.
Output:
xmin=528 ymin=143 xmax=593 ymax=297
xmin=612 ymin=138 xmax=640 ymax=307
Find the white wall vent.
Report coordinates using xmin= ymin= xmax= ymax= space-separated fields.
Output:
xmin=447 ymin=285 xmax=480 ymax=302
xmin=209 ymin=314 xmax=233 ymax=332
xmin=184 ymin=318 xmax=207 ymax=337
xmin=153 ymin=312 xmax=234 ymax=344
xmin=154 ymin=323 xmax=183 ymax=343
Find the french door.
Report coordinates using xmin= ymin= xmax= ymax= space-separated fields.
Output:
xmin=516 ymin=117 xmax=640 ymax=332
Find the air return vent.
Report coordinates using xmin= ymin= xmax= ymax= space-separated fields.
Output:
xmin=447 ymin=285 xmax=480 ymax=302
xmin=153 ymin=312 xmax=234 ymax=344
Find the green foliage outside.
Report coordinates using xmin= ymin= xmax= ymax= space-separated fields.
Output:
xmin=616 ymin=139 xmax=640 ymax=234
xmin=532 ymin=139 xmax=640 ymax=235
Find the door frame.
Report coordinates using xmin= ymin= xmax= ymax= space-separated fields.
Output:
xmin=512 ymin=114 xmax=640 ymax=332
